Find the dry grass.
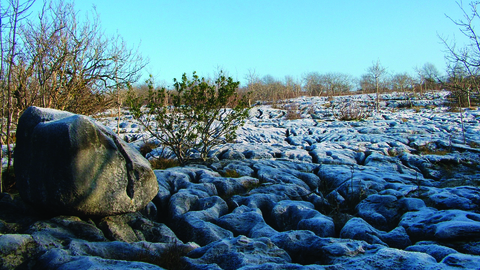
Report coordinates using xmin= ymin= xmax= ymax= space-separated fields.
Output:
xmin=149 ymin=158 xmax=180 ymax=170
xmin=139 ymin=141 xmax=159 ymax=157
xmin=220 ymin=169 xmax=242 ymax=178
xmin=467 ymin=141 xmax=480 ymax=148
xmin=416 ymin=143 xmax=451 ymax=156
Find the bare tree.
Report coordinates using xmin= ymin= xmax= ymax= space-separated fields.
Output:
xmin=244 ymin=68 xmax=261 ymax=105
xmin=444 ymin=61 xmax=475 ymax=108
xmin=303 ymin=72 xmax=324 ymax=96
xmin=392 ymin=72 xmax=413 ymax=93
xmin=284 ymin=75 xmax=301 ymax=98
xmin=367 ymin=60 xmax=387 ymax=113
xmin=20 ymin=1 xmax=147 ymax=115
xmin=440 ymin=0 xmax=480 ymax=106
xmin=0 ymin=0 xmax=35 ymax=192
xmin=422 ymin=63 xmax=440 ymax=90
xmin=359 ymin=73 xmax=375 ymax=94
xmin=415 ymin=63 xmax=440 ymax=93
xmin=0 ymin=0 xmax=147 ymax=192
xmin=319 ymin=72 xmax=354 ymax=97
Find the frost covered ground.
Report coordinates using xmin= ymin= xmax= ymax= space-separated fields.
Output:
xmin=87 ymin=91 xmax=480 ymax=268
xmin=2 ymin=91 xmax=480 ymax=269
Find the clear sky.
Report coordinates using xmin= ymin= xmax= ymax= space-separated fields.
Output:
xmin=32 ymin=1 xmax=472 ymax=86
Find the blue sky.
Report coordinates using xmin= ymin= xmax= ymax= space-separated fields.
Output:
xmin=33 ymin=1 xmax=471 ymax=86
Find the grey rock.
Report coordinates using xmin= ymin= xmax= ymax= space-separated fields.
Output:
xmin=97 ymin=212 xmax=179 ymax=243
xmin=400 ymin=153 xmax=443 ymax=180
xmin=219 ymin=161 xmax=255 ymax=177
xmin=199 ymin=176 xmax=260 ymax=198
xmin=272 ymin=200 xmax=334 ymax=237
xmin=186 ymin=236 xmax=291 ymax=270
xmin=440 ymin=253 xmax=480 ymax=269
xmin=427 ymin=186 xmax=480 ymax=211
xmin=0 ymin=234 xmax=39 ymax=270
xmin=332 ymin=246 xmax=438 ymax=270
xmin=256 ymin=167 xmax=311 ymax=190
xmin=44 ymin=255 xmax=166 ymax=270
xmin=406 ymin=241 xmax=459 ymax=262
xmin=309 ymin=142 xmax=358 ymax=165
xmin=37 ymin=241 xmax=193 ymax=270
xmin=356 ymin=194 xmax=426 ymax=231
xmin=400 ymin=208 xmax=480 ymax=242
xmin=381 ymin=226 xmax=412 ymax=249
xmin=173 ymin=196 xmax=232 ymax=246
xmin=250 ymin=183 xmax=312 ymax=203
xmin=239 ymin=263 xmax=326 ymax=270
xmin=216 ymin=206 xmax=270 ymax=237
xmin=15 ymin=106 xmax=158 ymax=216
xmin=270 ymin=230 xmax=373 ymax=265
xmin=26 ymin=216 xmax=108 ymax=254
xmin=340 ymin=217 xmax=411 ymax=249
xmin=98 ymin=214 xmax=140 ymax=243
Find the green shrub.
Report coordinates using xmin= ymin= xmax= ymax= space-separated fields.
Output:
xmin=127 ymin=72 xmax=250 ymax=165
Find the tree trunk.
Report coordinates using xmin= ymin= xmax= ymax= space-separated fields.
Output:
xmin=5 ymin=2 xmax=20 ymax=186
xmin=375 ymin=77 xmax=380 ymax=113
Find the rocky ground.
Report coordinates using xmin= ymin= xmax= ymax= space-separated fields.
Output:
xmin=1 ymin=91 xmax=480 ymax=269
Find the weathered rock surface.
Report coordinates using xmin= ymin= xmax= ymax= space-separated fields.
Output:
xmin=340 ymin=217 xmax=411 ymax=249
xmin=186 ymin=236 xmax=292 ymax=270
xmin=15 ymin=106 xmax=158 ymax=216
xmin=3 ymin=92 xmax=480 ymax=269
xmin=400 ymin=208 xmax=480 ymax=243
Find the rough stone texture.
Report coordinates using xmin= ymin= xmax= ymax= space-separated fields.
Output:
xmin=440 ymin=253 xmax=480 ymax=269
xmin=216 ymin=206 xmax=271 ymax=237
xmin=340 ymin=217 xmax=411 ymax=249
xmin=15 ymin=106 xmax=158 ymax=216
xmin=400 ymin=208 xmax=480 ymax=242
xmin=406 ymin=241 xmax=459 ymax=262
xmin=271 ymin=200 xmax=335 ymax=237
xmin=186 ymin=236 xmax=291 ymax=270
xmin=37 ymin=249 xmax=166 ymax=270
xmin=426 ymin=186 xmax=480 ymax=211
xmin=3 ymin=92 xmax=480 ymax=269
xmin=0 ymin=234 xmax=39 ymax=270
xmin=330 ymin=246 xmax=438 ymax=270
xmin=355 ymin=194 xmax=426 ymax=231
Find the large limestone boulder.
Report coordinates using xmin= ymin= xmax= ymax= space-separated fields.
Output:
xmin=15 ymin=106 xmax=158 ymax=216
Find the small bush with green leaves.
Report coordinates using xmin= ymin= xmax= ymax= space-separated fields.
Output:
xmin=127 ymin=72 xmax=250 ymax=165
